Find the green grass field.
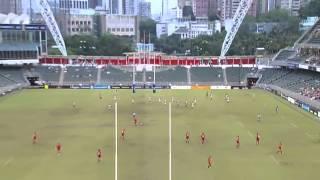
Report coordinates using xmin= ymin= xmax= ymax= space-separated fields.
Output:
xmin=0 ymin=89 xmax=320 ymax=180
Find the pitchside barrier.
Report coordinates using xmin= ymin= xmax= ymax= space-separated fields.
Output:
xmin=39 ymin=84 xmax=240 ymax=90
xmin=258 ymin=84 xmax=320 ymax=119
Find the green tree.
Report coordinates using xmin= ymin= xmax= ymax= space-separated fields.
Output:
xmin=299 ymin=0 xmax=320 ymax=18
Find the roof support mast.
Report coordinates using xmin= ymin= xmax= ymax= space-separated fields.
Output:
xmin=36 ymin=0 xmax=67 ymax=56
xmin=219 ymin=0 xmax=253 ymax=62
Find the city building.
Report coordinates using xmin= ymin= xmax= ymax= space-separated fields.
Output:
xmin=106 ymin=0 xmax=121 ymax=14
xmin=280 ymin=0 xmax=302 ymax=16
xmin=220 ymin=0 xmax=259 ymax=20
xmin=100 ymin=15 xmax=138 ymax=36
xmin=57 ymin=0 xmax=96 ymax=36
xmin=0 ymin=0 xmax=22 ymax=15
xmin=89 ymin=0 xmax=103 ymax=9
xmin=208 ymin=0 xmax=220 ymax=17
xmin=156 ymin=20 xmax=189 ymax=38
xmin=247 ymin=0 xmax=258 ymax=17
xmin=124 ymin=0 xmax=139 ymax=15
xmin=174 ymin=21 xmax=217 ymax=39
xmin=193 ymin=0 xmax=209 ymax=17
xmin=156 ymin=18 xmax=219 ymax=39
xmin=64 ymin=15 xmax=94 ymax=36
xmin=138 ymin=1 xmax=151 ymax=17
xmin=299 ymin=16 xmax=319 ymax=31
xmin=168 ymin=7 xmax=183 ymax=19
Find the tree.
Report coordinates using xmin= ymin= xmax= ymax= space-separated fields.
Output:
xmin=299 ymin=0 xmax=320 ymax=18
xmin=58 ymin=34 xmax=134 ymax=56
xmin=139 ymin=18 xmax=157 ymax=43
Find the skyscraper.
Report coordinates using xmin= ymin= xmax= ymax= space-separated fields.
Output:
xmin=193 ymin=0 xmax=209 ymax=17
xmin=138 ymin=1 xmax=151 ymax=17
xmin=89 ymin=0 xmax=103 ymax=9
xmin=178 ymin=0 xmax=192 ymax=8
xmin=106 ymin=0 xmax=120 ymax=14
xmin=247 ymin=0 xmax=257 ymax=17
xmin=208 ymin=0 xmax=220 ymax=16
xmin=162 ymin=0 xmax=169 ymax=17
xmin=124 ymin=0 xmax=139 ymax=15
xmin=280 ymin=0 xmax=302 ymax=16
xmin=0 ymin=0 xmax=22 ymax=14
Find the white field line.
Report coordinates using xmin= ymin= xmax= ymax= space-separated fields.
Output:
xmin=169 ymin=102 xmax=172 ymax=180
xmin=237 ymin=121 xmax=245 ymax=128
xmin=270 ymin=155 xmax=280 ymax=165
xmin=115 ymin=102 xmax=118 ymax=180
xmin=2 ymin=158 xmax=13 ymax=167
xmin=290 ymin=123 xmax=298 ymax=128
xmin=305 ymin=132 xmax=316 ymax=140
xmin=247 ymin=131 xmax=254 ymax=138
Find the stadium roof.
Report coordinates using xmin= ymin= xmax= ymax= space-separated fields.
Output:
xmin=0 ymin=43 xmax=38 ymax=51
xmin=0 ymin=13 xmax=30 ymax=24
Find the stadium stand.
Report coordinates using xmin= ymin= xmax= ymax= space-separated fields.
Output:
xmin=274 ymin=49 xmax=296 ymax=61
xmin=63 ymin=66 xmax=97 ymax=85
xmin=308 ymin=36 xmax=320 ymax=44
xmin=258 ymin=68 xmax=291 ymax=84
xmin=0 ymin=66 xmax=26 ymax=84
xmin=31 ymin=66 xmax=61 ymax=84
xmin=154 ymin=66 xmax=188 ymax=85
xmin=226 ymin=67 xmax=257 ymax=84
xmin=190 ymin=67 xmax=223 ymax=84
xmin=100 ymin=66 xmax=132 ymax=85
xmin=258 ymin=68 xmax=320 ymax=101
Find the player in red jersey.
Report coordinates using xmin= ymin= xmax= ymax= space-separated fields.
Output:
xmin=236 ymin=136 xmax=240 ymax=148
xmin=256 ymin=133 xmax=261 ymax=145
xmin=277 ymin=142 xmax=283 ymax=155
xmin=97 ymin=148 xmax=102 ymax=162
xmin=200 ymin=132 xmax=206 ymax=144
xmin=121 ymin=128 xmax=126 ymax=140
xmin=32 ymin=131 xmax=38 ymax=144
xmin=208 ymin=155 xmax=213 ymax=168
xmin=185 ymin=131 xmax=190 ymax=144
xmin=56 ymin=143 xmax=62 ymax=154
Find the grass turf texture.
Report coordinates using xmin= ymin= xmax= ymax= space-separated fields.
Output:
xmin=0 ymin=89 xmax=320 ymax=180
